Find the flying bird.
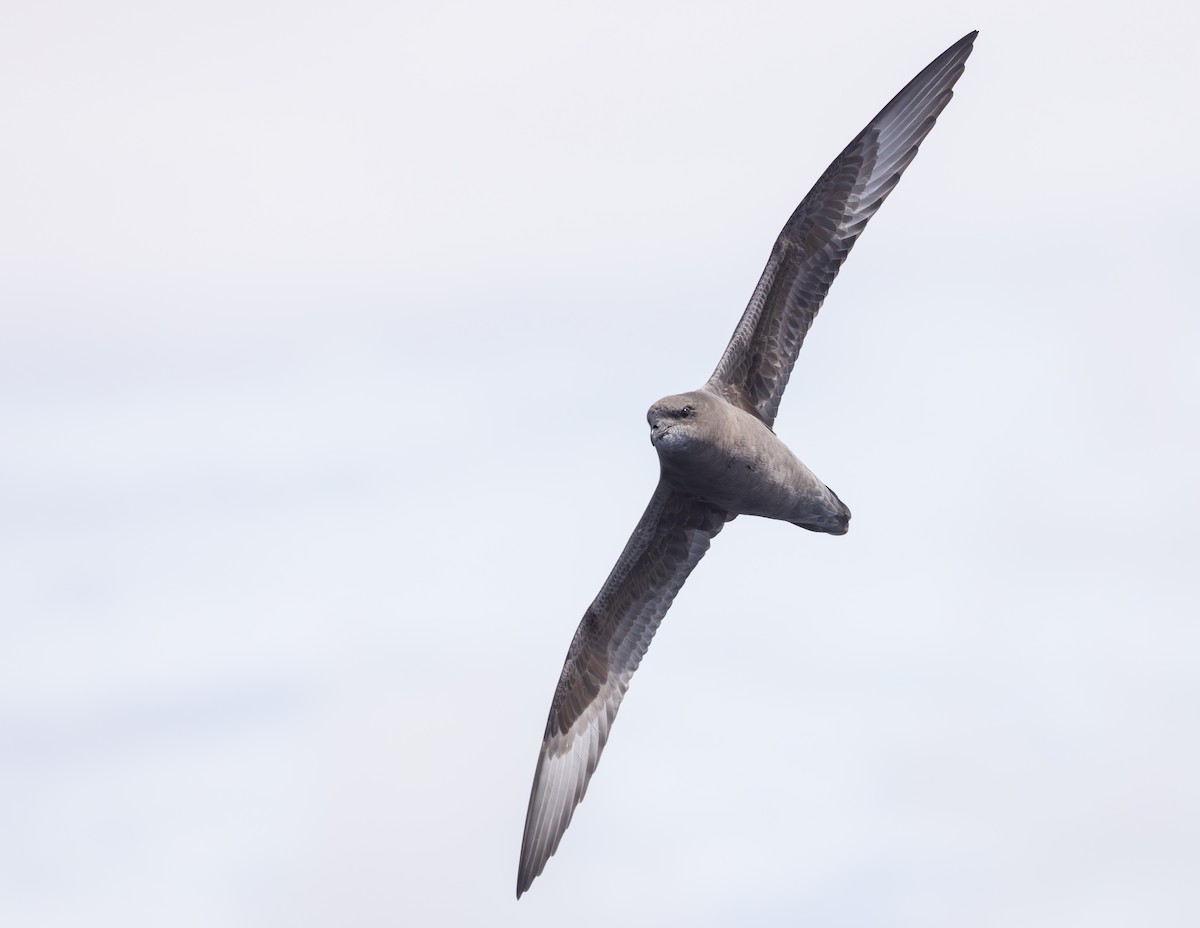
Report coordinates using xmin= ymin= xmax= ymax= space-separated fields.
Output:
xmin=517 ymin=31 xmax=977 ymax=898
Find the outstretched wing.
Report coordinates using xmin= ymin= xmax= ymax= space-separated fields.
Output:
xmin=708 ymin=31 xmax=976 ymax=426
xmin=516 ymin=483 xmax=729 ymax=897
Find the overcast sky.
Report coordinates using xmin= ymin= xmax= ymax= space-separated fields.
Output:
xmin=2 ymin=1 xmax=1198 ymax=926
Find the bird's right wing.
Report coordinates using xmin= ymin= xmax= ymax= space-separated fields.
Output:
xmin=516 ymin=482 xmax=729 ymax=897
xmin=708 ymin=31 xmax=976 ymax=427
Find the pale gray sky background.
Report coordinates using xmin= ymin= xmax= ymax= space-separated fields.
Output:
xmin=2 ymin=1 xmax=1198 ymax=925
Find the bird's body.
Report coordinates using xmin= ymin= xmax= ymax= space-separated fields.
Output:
xmin=649 ymin=388 xmax=849 ymax=532
xmin=517 ymin=31 xmax=978 ymax=898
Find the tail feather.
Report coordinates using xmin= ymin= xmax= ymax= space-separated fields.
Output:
xmin=791 ymin=485 xmax=850 ymax=534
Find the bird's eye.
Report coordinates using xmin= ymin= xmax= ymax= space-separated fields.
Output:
xmin=679 ymin=405 xmax=694 ymax=418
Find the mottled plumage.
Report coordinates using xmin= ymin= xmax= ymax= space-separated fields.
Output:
xmin=518 ymin=31 xmax=976 ymax=898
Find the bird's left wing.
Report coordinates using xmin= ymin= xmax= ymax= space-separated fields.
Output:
xmin=707 ymin=31 xmax=976 ymax=426
xmin=517 ymin=482 xmax=729 ymax=897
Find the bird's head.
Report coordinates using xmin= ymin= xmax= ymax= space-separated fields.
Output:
xmin=647 ymin=390 xmax=710 ymax=450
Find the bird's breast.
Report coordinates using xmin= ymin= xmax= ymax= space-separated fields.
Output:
xmin=655 ymin=408 xmax=823 ymax=520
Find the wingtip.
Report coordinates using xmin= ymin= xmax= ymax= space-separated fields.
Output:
xmin=516 ymin=860 xmax=532 ymax=899
xmin=941 ymin=30 xmax=977 ymax=57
